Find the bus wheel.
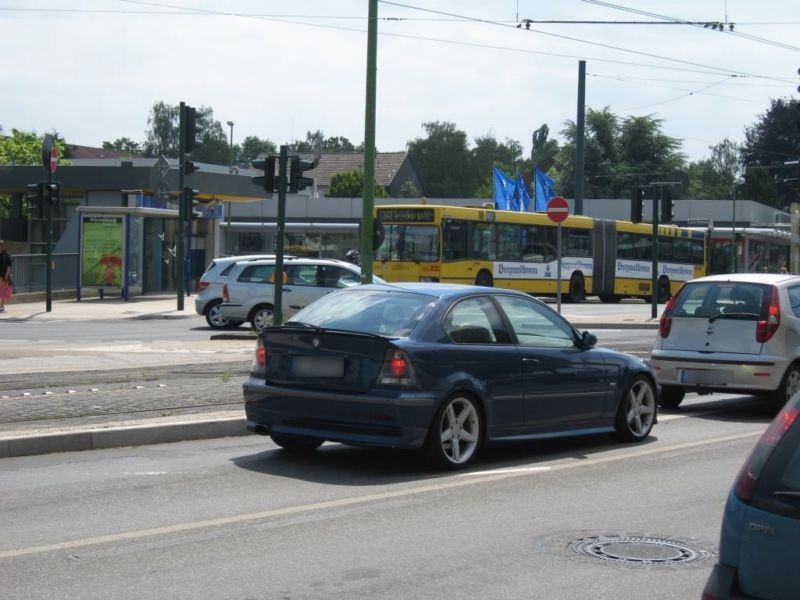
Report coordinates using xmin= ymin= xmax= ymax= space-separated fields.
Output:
xmin=657 ymin=276 xmax=671 ymax=303
xmin=567 ymin=273 xmax=585 ymax=303
xmin=475 ymin=270 xmax=493 ymax=287
xmin=599 ymin=294 xmax=621 ymax=303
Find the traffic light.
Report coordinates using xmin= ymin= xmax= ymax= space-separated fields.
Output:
xmin=184 ymin=159 xmax=197 ymax=175
xmin=289 ymin=155 xmax=315 ymax=193
xmin=630 ymin=186 xmax=645 ymax=223
xmin=43 ymin=182 xmax=60 ymax=206
xmin=183 ymin=187 xmax=200 ymax=220
xmin=251 ymin=156 xmax=276 ymax=193
xmin=183 ymin=105 xmax=197 ymax=153
xmin=660 ymin=187 xmax=675 ymax=223
xmin=27 ymin=182 xmax=44 ymax=218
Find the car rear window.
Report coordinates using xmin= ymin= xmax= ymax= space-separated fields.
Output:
xmin=286 ymin=289 xmax=434 ymax=337
xmin=669 ymin=282 xmax=770 ymax=319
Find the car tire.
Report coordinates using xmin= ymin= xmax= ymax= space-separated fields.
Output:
xmin=659 ymin=385 xmax=686 ymax=409
xmin=768 ymin=364 xmax=800 ymax=409
xmin=270 ymin=432 xmax=324 ymax=452
xmin=424 ymin=394 xmax=483 ymax=470
xmin=204 ymin=300 xmax=231 ymax=330
xmin=613 ymin=375 xmax=657 ymax=442
xmin=250 ymin=305 xmax=275 ymax=331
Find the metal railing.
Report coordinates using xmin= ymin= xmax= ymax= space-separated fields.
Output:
xmin=10 ymin=253 xmax=79 ymax=294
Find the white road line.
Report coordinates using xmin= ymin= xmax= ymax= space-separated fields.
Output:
xmin=0 ymin=430 xmax=761 ymax=560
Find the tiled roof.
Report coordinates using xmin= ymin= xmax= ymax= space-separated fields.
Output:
xmin=296 ymin=152 xmax=410 ymax=187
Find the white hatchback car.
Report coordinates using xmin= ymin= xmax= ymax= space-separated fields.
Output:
xmin=219 ymin=258 xmax=381 ymax=330
xmin=651 ymin=273 xmax=800 ymax=409
xmin=194 ymin=255 xmax=278 ymax=329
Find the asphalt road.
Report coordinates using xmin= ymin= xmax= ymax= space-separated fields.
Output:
xmin=0 ymin=395 xmax=774 ymax=600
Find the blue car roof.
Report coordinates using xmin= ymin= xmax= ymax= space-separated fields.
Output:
xmin=355 ymin=281 xmax=532 ymax=301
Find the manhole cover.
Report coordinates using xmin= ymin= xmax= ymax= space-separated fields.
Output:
xmin=570 ymin=535 xmax=710 ymax=566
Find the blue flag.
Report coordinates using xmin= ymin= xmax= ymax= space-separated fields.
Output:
xmin=515 ymin=173 xmax=531 ymax=212
xmin=534 ymin=168 xmax=556 ymax=212
xmin=493 ymin=167 xmax=516 ymax=210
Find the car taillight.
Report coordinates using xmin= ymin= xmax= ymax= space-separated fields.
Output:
xmin=252 ymin=337 xmax=266 ymax=376
xmin=222 ymin=284 xmax=229 ymax=303
xmin=658 ymin=292 xmax=679 ymax=338
xmin=734 ymin=401 xmax=800 ymax=503
xmin=755 ymin=286 xmax=780 ymax=343
xmin=198 ymin=281 xmax=209 ymax=291
xmin=378 ymin=349 xmax=416 ymax=386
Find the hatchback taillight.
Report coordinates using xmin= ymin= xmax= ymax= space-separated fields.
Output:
xmin=378 ymin=349 xmax=416 ymax=386
xmin=222 ymin=284 xmax=229 ymax=303
xmin=755 ymin=286 xmax=780 ymax=343
xmin=658 ymin=289 xmax=680 ymax=339
xmin=198 ymin=281 xmax=210 ymax=291
xmin=734 ymin=401 xmax=800 ymax=503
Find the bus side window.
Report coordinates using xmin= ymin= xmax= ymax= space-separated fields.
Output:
xmin=443 ymin=219 xmax=468 ymax=261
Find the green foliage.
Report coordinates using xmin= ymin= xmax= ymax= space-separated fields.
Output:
xmin=240 ymin=136 xmax=276 ymax=164
xmin=741 ymin=98 xmax=800 ymax=209
xmin=102 ymin=137 xmax=142 ymax=156
xmin=531 ymin=124 xmax=559 ymax=172
xmin=294 ymin=130 xmax=361 ymax=153
xmin=143 ymin=101 xmax=179 ymax=158
xmin=0 ymin=128 xmax=67 ymax=165
xmin=407 ymin=121 xmax=476 ymax=198
xmin=399 ymin=180 xmax=419 ymax=198
xmin=555 ymin=108 xmax=685 ymax=199
xmin=326 ymin=170 xmax=388 ymax=198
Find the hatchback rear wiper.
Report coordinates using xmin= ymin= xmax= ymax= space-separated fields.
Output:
xmin=708 ymin=312 xmax=760 ymax=322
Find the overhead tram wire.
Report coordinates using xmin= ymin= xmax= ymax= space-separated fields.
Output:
xmin=378 ymin=0 xmax=796 ymax=84
xmin=581 ymin=0 xmax=800 ymax=53
xmin=588 ymin=73 xmax=772 ymax=105
xmin=105 ymin=0 xmax=793 ymax=85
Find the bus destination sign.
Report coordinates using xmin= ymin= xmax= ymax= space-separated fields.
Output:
xmin=377 ymin=208 xmax=435 ymax=223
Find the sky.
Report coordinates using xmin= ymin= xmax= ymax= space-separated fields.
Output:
xmin=1 ymin=0 xmax=798 ymax=164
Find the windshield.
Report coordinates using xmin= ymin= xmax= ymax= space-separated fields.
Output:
xmin=287 ymin=289 xmax=435 ymax=337
xmin=376 ymin=224 xmax=440 ymax=262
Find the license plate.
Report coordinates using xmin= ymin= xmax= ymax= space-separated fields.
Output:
xmin=679 ymin=368 xmax=732 ymax=385
xmin=291 ymin=356 xmax=344 ymax=378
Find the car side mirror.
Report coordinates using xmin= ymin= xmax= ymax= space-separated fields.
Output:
xmin=580 ymin=331 xmax=597 ymax=347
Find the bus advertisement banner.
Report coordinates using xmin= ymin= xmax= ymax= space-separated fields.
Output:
xmin=495 ymin=258 xmax=593 ymax=280
xmin=615 ymin=259 xmax=695 ymax=281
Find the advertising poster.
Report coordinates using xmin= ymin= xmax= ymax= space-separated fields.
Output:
xmin=81 ymin=216 xmax=124 ymax=287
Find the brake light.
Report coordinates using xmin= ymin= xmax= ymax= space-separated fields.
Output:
xmin=659 ymin=292 xmax=679 ymax=338
xmin=199 ymin=281 xmax=209 ymax=291
xmin=378 ymin=349 xmax=416 ymax=386
xmin=252 ymin=338 xmax=266 ymax=375
xmin=222 ymin=284 xmax=229 ymax=302
xmin=755 ymin=286 xmax=780 ymax=343
xmin=734 ymin=404 xmax=800 ymax=503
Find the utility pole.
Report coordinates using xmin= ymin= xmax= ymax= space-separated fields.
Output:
xmin=360 ymin=0 xmax=378 ymax=283
xmin=574 ymin=60 xmax=586 ymax=215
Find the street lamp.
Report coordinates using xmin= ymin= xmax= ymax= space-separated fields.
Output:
xmin=226 ymin=121 xmax=234 ymax=255
xmin=732 ymin=176 xmax=745 ymax=272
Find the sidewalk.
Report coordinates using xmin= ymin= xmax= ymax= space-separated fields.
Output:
xmin=0 ymin=294 xmax=660 ymax=459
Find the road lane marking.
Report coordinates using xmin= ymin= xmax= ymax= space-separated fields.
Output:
xmin=0 ymin=430 xmax=761 ymax=560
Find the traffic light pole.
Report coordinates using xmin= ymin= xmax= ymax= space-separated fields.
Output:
xmin=45 ymin=170 xmax=53 ymax=312
xmin=176 ymin=102 xmax=186 ymax=311
xmin=360 ymin=0 xmax=378 ymax=284
xmin=273 ymin=145 xmax=288 ymax=326
xmin=651 ymin=184 xmax=661 ymax=319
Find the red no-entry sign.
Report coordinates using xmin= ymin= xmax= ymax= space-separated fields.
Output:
xmin=546 ymin=196 xmax=569 ymax=223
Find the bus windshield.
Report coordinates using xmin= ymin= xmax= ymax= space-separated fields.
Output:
xmin=377 ymin=224 xmax=439 ymax=261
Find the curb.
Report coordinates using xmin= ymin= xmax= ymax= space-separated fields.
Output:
xmin=0 ymin=417 xmax=251 ymax=459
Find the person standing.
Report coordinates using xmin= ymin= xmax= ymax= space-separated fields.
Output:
xmin=0 ymin=240 xmax=12 ymax=312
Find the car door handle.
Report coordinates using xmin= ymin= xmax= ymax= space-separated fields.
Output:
xmin=522 ymin=358 xmax=540 ymax=365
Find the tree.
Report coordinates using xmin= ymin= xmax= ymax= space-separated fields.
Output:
xmin=326 ymin=170 xmax=388 ymax=198
xmin=741 ymin=98 xmax=800 ymax=209
xmin=407 ymin=121 xmax=475 ymax=198
xmin=293 ymin=130 xmax=360 ymax=153
xmin=0 ymin=128 xmax=67 ymax=165
xmin=399 ymin=180 xmax=419 ymax=198
xmin=555 ymin=108 xmax=684 ymax=199
xmin=142 ymin=101 xmax=178 ymax=158
xmin=531 ymin=124 xmax=559 ymax=172
xmin=102 ymin=137 xmax=142 ymax=156
xmin=239 ymin=135 xmax=276 ymax=164
xmin=189 ymin=106 xmax=229 ymax=164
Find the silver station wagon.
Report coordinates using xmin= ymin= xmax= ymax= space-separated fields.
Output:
xmin=651 ymin=273 xmax=800 ymax=409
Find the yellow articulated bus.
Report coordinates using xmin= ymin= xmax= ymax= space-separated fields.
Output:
xmin=373 ymin=204 xmax=706 ymax=303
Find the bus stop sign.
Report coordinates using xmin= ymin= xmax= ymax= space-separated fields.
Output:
xmin=547 ymin=196 xmax=569 ymax=223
